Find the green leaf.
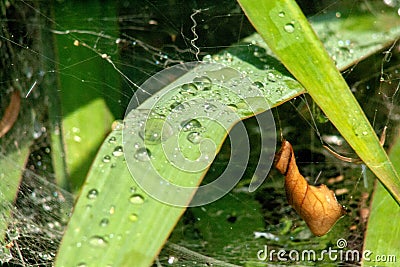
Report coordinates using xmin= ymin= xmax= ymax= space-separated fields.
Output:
xmin=362 ymin=132 xmax=400 ymax=266
xmin=52 ymin=0 xmax=121 ymax=192
xmin=54 ymin=59 xmax=300 ymax=266
xmin=0 ymin=147 xmax=30 ymax=243
xmin=237 ymin=0 xmax=400 ymax=204
xmin=54 ymin=3 xmax=400 ymax=266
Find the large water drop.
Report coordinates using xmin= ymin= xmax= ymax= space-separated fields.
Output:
xmin=139 ymin=118 xmax=173 ymax=144
xmin=181 ymin=119 xmax=202 ymax=132
xmin=134 ymin=147 xmax=151 ymax=161
xmin=180 ymin=83 xmax=198 ymax=95
xmin=193 ymin=76 xmax=212 ymax=90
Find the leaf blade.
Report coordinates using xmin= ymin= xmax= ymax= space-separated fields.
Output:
xmin=237 ymin=0 xmax=400 ymax=204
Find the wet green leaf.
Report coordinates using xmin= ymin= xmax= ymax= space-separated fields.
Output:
xmin=55 ymin=2 xmax=400 ymax=267
xmin=363 ymin=131 xmax=400 ymax=266
xmin=238 ymin=0 xmax=400 ymax=204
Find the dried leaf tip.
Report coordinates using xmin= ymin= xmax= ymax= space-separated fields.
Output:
xmin=275 ymin=140 xmax=346 ymax=236
xmin=0 ymin=90 xmax=21 ymax=138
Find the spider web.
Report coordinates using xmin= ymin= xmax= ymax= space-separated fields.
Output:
xmin=0 ymin=0 xmax=399 ymax=266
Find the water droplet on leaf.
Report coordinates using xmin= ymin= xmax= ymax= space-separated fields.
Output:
xmin=284 ymin=23 xmax=295 ymax=33
xmin=134 ymin=147 xmax=151 ymax=161
xmin=187 ymin=132 xmax=202 ymax=144
xmin=181 ymin=119 xmax=202 ymax=132
xmin=100 ymin=218 xmax=109 ymax=227
xmin=193 ymin=76 xmax=212 ymax=90
xmin=129 ymin=194 xmax=145 ymax=204
xmin=87 ymin=189 xmax=99 ymax=199
xmin=108 ymin=136 xmax=116 ymax=144
xmin=253 ymin=81 xmax=264 ymax=88
xmin=227 ymin=104 xmax=238 ymax=111
xmin=88 ymin=236 xmax=108 ymax=248
xmin=102 ymin=155 xmax=111 ymax=163
xmin=203 ymin=102 xmax=217 ymax=113
xmin=181 ymin=83 xmax=198 ymax=94
xmin=129 ymin=213 xmax=139 ymax=222
xmin=109 ymin=205 xmax=115 ymax=215
xmin=267 ymin=72 xmax=277 ymax=82
xmin=139 ymin=118 xmax=173 ymax=144
xmin=112 ymin=146 xmax=123 ymax=157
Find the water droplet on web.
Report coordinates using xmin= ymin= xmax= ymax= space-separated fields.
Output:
xmin=129 ymin=213 xmax=139 ymax=222
xmin=187 ymin=132 xmax=202 ymax=144
xmin=202 ymin=54 xmax=213 ymax=62
xmin=129 ymin=194 xmax=145 ymax=204
xmin=193 ymin=76 xmax=212 ymax=90
xmin=88 ymin=235 xmax=108 ymax=248
xmin=134 ymin=147 xmax=151 ymax=161
xmin=112 ymin=146 xmax=124 ymax=157
xmin=102 ymin=155 xmax=111 ymax=163
xmin=7 ymin=229 xmax=19 ymax=240
xmin=284 ymin=23 xmax=295 ymax=33
xmin=87 ymin=189 xmax=99 ymax=199
xmin=100 ymin=218 xmax=109 ymax=227
xmin=168 ymin=256 xmax=178 ymax=264
xmin=279 ymin=11 xmax=285 ymax=17
xmin=181 ymin=119 xmax=202 ymax=132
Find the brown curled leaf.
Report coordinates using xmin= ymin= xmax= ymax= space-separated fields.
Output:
xmin=0 ymin=90 xmax=21 ymax=138
xmin=275 ymin=140 xmax=346 ymax=236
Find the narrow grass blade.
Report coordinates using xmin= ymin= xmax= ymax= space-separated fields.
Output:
xmin=237 ymin=0 xmax=400 ymax=204
xmin=362 ymin=131 xmax=400 ymax=266
xmin=0 ymin=147 xmax=30 ymax=243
